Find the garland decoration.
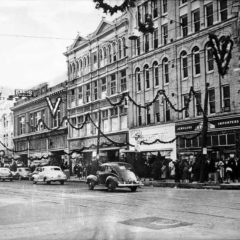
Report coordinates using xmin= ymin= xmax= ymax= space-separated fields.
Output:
xmin=106 ymin=87 xmax=194 ymax=113
xmin=88 ymin=114 xmax=134 ymax=147
xmin=138 ymin=13 xmax=155 ymax=34
xmin=93 ymin=0 xmax=136 ymax=15
xmin=208 ymin=33 xmax=234 ymax=76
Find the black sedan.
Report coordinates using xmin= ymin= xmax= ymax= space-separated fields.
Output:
xmin=86 ymin=162 xmax=143 ymax=192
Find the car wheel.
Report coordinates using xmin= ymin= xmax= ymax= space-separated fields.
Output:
xmin=60 ymin=181 xmax=65 ymax=185
xmin=10 ymin=179 xmax=13 ymax=182
xmin=130 ymin=186 xmax=137 ymax=192
xmin=46 ymin=181 xmax=51 ymax=185
xmin=107 ymin=180 xmax=116 ymax=192
xmin=88 ymin=180 xmax=95 ymax=190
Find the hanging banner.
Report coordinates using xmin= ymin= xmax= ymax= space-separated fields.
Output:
xmin=46 ymin=97 xmax=62 ymax=118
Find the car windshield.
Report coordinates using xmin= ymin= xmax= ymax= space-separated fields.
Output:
xmin=51 ymin=168 xmax=61 ymax=171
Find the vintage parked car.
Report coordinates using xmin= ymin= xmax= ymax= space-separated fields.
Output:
xmin=32 ymin=166 xmax=67 ymax=185
xmin=86 ymin=162 xmax=143 ymax=192
xmin=29 ymin=167 xmax=42 ymax=180
xmin=12 ymin=167 xmax=32 ymax=180
xmin=0 ymin=167 xmax=13 ymax=181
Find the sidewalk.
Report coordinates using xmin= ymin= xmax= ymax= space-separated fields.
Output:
xmin=67 ymin=176 xmax=240 ymax=190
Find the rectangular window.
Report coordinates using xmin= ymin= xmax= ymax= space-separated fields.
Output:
xmin=222 ymin=85 xmax=230 ymax=112
xmin=208 ymin=88 xmax=215 ymax=114
xmin=165 ymin=102 xmax=170 ymax=122
xmin=120 ymin=70 xmax=127 ymax=92
xmin=181 ymin=0 xmax=187 ymax=4
xmin=144 ymin=1 xmax=149 ymax=22
xmin=137 ymin=71 xmax=141 ymax=91
xmin=207 ymin=47 xmax=214 ymax=71
xmin=145 ymin=68 xmax=150 ymax=89
xmin=144 ymin=34 xmax=149 ymax=53
xmin=110 ymin=74 xmax=116 ymax=95
xmin=138 ymin=108 xmax=142 ymax=126
xmin=18 ymin=116 xmax=25 ymax=135
xmin=154 ymin=100 xmax=160 ymax=122
xmin=206 ymin=3 xmax=213 ymax=27
xmin=220 ymin=0 xmax=228 ymax=21
xmin=162 ymin=0 xmax=167 ymax=14
xmin=195 ymin=92 xmax=202 ymax=116
xmin=227 ymin=133 xmax=235 ymax=145
xmin=102 ymin=110 xmax=108 ymax=119
xmin=78 ymin=86 xmax=83 ymax=99
xmin=182 ymin=55 xmax=188 ymax=78
xmin=153 ymin=28 xmax=158 ymax=49
xmin=136 ymin=37 xmax=140 ymax=55
xmin=71 ymin=89 xmax=75 ymax=102
xmin=119 ymin=105 xmax=127 ymax=115
xmin=110 ymin=107 xmax=118 ymax=117
xmin=193 ymin=10 xmax=200 ymax=33
xmin=162 ymin=24 xmax=168 ymax=45
xmin=183 ymin=95 xmax=189 ymax=118
xmin=153 ymin=0 xmax=158 ymax=18
xmin=181 ymin=15 xmax=188 ymax=37
xmin=86 ymin=83 xmax=90 ymax=103
xmin=101 ymin=78 xmax=107 ymax=93
xmin=93 ymin=81 xmax=98 ymax=100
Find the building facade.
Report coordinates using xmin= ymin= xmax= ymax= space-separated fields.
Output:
xmin=0 ymin=87 xmax=14 ymax=165
xmin=11 ymin=82 xmax=68 ymax=167
xmin=64 ymin=16 xmax=130 ymax=164
xmin=127 ymin=0 xmax=240 ymax=164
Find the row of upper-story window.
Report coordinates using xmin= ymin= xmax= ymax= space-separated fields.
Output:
xmin=133 ymin=0 xmax=229 ymax=56
xmin=134 ymin=44 xmax=214 ymax=91
xmin=69 ymin=37 xmax=127 ymax=79
xmin=16 ymin=108 xmax=65 ymax=136
xmin=135 ymin=84 xmax=231 ymax=127
xmin=69 ymin=69 xmax=127 ymax=106
xmin=69 ymin=106 xmax=128 ymax=138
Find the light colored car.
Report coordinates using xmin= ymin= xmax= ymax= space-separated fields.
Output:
xmin=13 ymin=167 xmax=32 ymax=180
xmin=0 ymin=167 xmax=13 ymax=181
xmin=32 ymin=166 xmax=67 ymax=185
xmin=87 ymin=162 xmax=143 ymax=192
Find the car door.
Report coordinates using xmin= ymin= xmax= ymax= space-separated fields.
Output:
xmin=97 ymin=166 xmax=109 ymax=184
xmin=36 ymin=167 xmax=44 ymax=181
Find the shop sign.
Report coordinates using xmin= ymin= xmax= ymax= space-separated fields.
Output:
xmin=69 ymin=133 xmax=127 ymax=150
xmin=176 ymin=116 xmax=240 ymax=133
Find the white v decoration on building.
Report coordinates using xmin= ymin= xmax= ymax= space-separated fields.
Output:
xmin=46 ymin=97 xmax=62 ymax=118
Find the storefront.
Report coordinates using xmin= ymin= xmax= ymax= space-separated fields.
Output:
xmin=129 ymin=123 xmax=177 ymax=160
xmin=69 ymin=132 xmax=129 ymax=164
xmin=176 ymin=114 xmax=240 ymax=161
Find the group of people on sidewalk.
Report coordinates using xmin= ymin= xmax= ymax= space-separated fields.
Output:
xmin=146 ymin=154 xmax=240 ymax=184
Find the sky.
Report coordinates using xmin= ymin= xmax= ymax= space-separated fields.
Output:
xmin=0 ymin=0 xmax=119 ymax=90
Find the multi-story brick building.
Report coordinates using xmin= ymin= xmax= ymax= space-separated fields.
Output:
xmin=64 ymin=15 xmax=129 ymax=164
xmin=12 ymin=82 xmax=68 ymax=167
xmin=126 ymin=0 xmax=240 ymax=164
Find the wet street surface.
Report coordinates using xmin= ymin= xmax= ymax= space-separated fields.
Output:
xmin=0 ymin=181 xmax=240 ymax=240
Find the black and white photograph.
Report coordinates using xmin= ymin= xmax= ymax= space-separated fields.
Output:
xmin=0 ymin=0 xmax=240 ymax=239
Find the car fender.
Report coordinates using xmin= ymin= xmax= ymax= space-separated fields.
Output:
xmin=86 ymin=175 xmax=98 ymax=183
xmin=105 ymin=176 xmax=118 ymax=186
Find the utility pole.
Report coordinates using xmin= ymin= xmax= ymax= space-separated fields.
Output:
xmin=96 ymin=108 xmax=101 ymax=162
xmin=199 ymin=82 xmax=209 ymax=182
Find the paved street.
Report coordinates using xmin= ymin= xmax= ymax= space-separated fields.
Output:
xmin=0 ymin=181 xmax=240 ymax=240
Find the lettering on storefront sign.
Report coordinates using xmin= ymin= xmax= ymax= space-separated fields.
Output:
xmin=176 ymin=117 xmax=240 ymax=133
xmin=15 ymin=89 xmax=33 ymax=98
xmin=69 ymin=133 xmax=127 ymax=150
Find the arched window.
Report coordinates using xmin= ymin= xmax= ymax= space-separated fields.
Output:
xmin=99 ymin=49 xmax=103 ymax=62
xmin=87 ymin=56 xmax=90 ymax=66
xmin=83 ymin=57 xmax=86 ymax=68
xmin=108 ymin=45 xmax=112 ymax=63
xmin=205 ymin=43 xmax=214 ymax=72
xmin=72 ymin=63 xmax=76 ymax=74
xmin=162 ymin=58 xmax=169 ymax=84
xmin=79 ymin=59 xmax=83 ymax=70
xmin=76 ymin=61 xmax=79 ymax=74
xmin=103 ymin=47 xmax=107 ymax=59
xmin=152 ymin=61 xmax=159 ymax=86
xmin=118 ymin=39 xmax=122 ymax=59
xmin=122 ymin=37 xmax=126 ymax=57
xmin=135 ymin=68 xmax=141 ymax=91
xmin=180 ymin=51 xmax=188 ymax=79
xmin=144 ymin=65 xmax=150 ymax=89
xmin=192 ymin=46 xmax=200 ymax=75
